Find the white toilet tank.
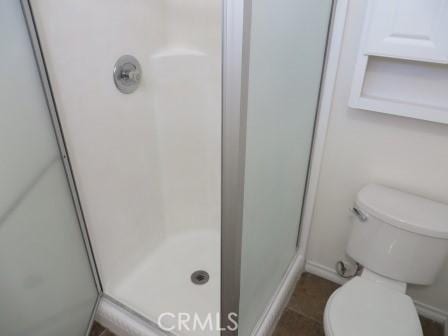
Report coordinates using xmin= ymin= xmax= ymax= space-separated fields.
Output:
xmin=347 ymin=184 xmax=448 ymax=285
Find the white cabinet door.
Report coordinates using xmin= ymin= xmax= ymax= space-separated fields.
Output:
xmin=365 ymin=0 xmax=448 ymax=63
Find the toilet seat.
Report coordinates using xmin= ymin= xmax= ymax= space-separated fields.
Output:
xmin=324 ymin=276 xmax=423 ymax=336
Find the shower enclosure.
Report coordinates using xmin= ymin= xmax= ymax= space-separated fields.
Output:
xmin=0 ymin=0 xmax=333 ymax=335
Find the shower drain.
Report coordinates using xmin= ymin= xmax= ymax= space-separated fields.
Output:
xmin=191 ymin=270 xmax=209 ymax=285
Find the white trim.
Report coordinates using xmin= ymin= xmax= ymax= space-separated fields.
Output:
xmin=250 ymin=253 xmax=305 ymax=336
xmin=298 ymin=0 xmax=349 ymax=258
xmin=96 ymin=297 xmax=164 ymax=336
xmin=414 ymin=300 xmax=448 ymax=326
xmin=305 ymin=260 xmax=448 ymax=329
xmin=305 ymin=260 xmax=347 ymax=286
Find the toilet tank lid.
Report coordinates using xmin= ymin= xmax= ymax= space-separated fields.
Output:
xmin=356 ymin=184 xmax=448 ymax=239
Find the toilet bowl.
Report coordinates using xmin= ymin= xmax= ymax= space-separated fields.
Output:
xmin=324 ymin=272 xmax=422 ymax=336
xmin=324 ymin=184 xmax=448 ymax=336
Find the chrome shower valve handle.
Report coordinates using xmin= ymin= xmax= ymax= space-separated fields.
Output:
xmin=125 ymin=69 xmax=141 ymax=81
xmin=114 ymin=55 xmax=142 ymax=94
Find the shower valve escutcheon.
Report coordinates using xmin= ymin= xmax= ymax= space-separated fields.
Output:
xmin=114 ymin=55 xmax=142 ymax=94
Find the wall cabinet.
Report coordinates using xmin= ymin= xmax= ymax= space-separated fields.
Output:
xmin=350 ymin=0 xmax=448 ymax=124
xmin=366 ymin=0 xmax=448 ymax=64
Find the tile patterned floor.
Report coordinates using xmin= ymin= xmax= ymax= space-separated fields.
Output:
xmin=273 ymin=272 xmax=445 ymax=336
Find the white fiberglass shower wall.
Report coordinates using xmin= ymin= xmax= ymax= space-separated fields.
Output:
xmin=29 ymin=0 xmax=222 ymax=331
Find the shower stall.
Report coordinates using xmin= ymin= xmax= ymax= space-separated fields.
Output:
xmin=28 ymin=0 xmax=223 ymax=328
xmin=0 ymin=0 xmax=333 ymax=335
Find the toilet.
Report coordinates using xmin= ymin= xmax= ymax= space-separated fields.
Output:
xmin=324 ymin=184 xmax=448 ymax=336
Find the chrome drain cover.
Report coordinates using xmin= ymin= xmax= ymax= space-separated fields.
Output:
xmin=191 ymin=270 xmax=209 ymax=285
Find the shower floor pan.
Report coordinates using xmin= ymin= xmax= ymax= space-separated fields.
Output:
xmin=106 ymin=230 xmax=220 ymax=336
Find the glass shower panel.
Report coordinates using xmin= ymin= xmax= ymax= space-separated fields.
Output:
xmin=0 ymin=1 xmax=98 ymax=335
xmin=238 ymin=1 xmax=333 ymax=335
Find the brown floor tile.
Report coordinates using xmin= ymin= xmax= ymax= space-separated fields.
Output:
xmin=89 ymin=322 xmax=106 ymax=336
xmin=420 ymin=316 xmax=444 ymax=336
xmin=101 ymin=331 xmax=117 ymax=336
xmin=277 ymin=273 xmax=445 ymax=336
xmin=287 ymin=273 xmax=339 ymax=323
xmin=273 ymin=309 xmax=325 ymax=336
xmin=89 ymin=321 xmax=117 ymax=336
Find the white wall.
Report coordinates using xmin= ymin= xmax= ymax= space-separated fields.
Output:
xmin=307 ymin=0 xmax=448 ymax=314
xmin=31 ymin=0 xmax=221 ymax=292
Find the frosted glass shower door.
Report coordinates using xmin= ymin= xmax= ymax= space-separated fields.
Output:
xmin=238 ymin=0 xmax=333 ymax=335
xmin=0 ymin=1 xmax=99 ymax=335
